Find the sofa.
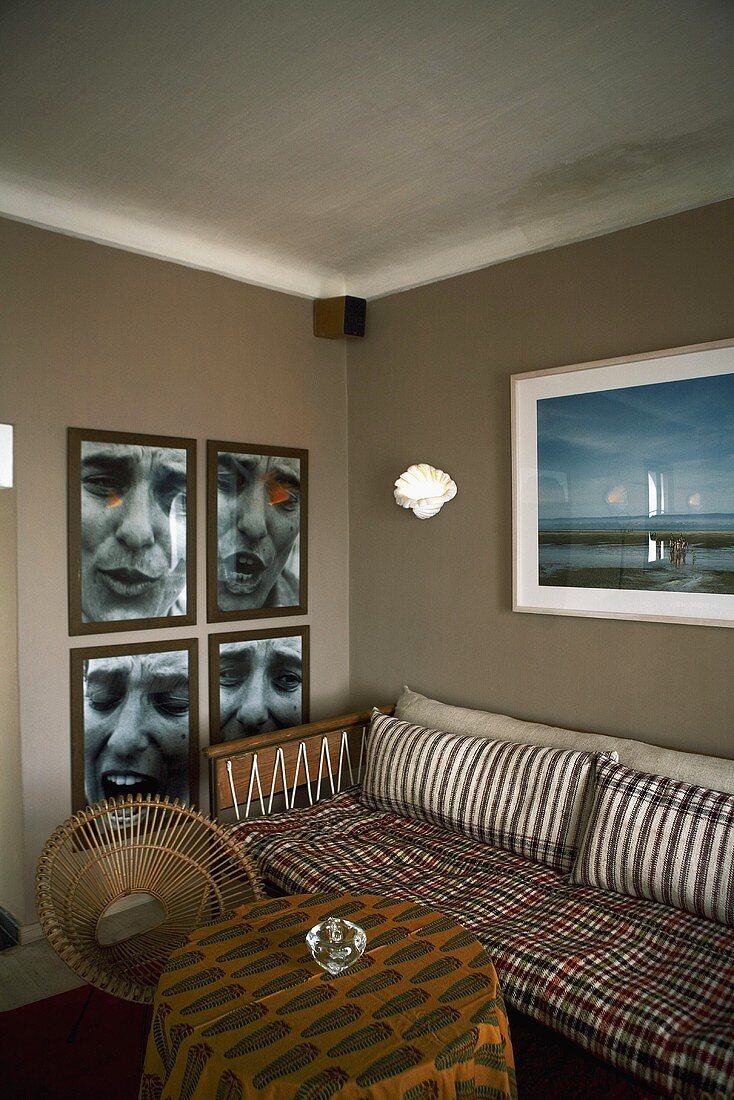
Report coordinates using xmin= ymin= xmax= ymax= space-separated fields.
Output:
xmin=233 ymin=688 xmax=734 ymax=1099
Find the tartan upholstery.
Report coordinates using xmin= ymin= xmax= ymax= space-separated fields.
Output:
xmin=571 ymin=758 xmax=734 ymax=926
xmin=362 ymin=710 xmax=616 ymax=872
xmin=233 ymin=788 xmax=734 ymax=1100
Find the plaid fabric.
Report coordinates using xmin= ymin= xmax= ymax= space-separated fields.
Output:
xmin=233 ymin=789 xmax=734 ymax=1100
xmin=571 ymin=758 xmax=734 ymax=926
xmin=361 ymin=710 xmax=614 ymax=873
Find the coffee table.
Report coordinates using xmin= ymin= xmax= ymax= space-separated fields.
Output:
xmin=140 ymin=891 xmax=517 ymax=1099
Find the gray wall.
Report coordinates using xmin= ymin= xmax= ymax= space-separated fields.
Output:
xmin=3 ymin=200 xmax=733 ymax=926
xmin=0 ymin=218 xmax=351 ymax=924
xmin=347 ymin=200 xmax=734 ymax=756
xmin=0 ymin=482 xmax=23 ymax=923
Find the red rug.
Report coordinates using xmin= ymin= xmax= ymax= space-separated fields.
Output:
xmin=506 ymin=1007 xmax=665 ymax=1099
xmin=0 ymin=985 xmax=147 ymax=1100
xmin=0 ymin=986 xmax=664 ymax=1099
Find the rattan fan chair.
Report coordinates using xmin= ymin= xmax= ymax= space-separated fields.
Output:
xmin=36 ymin=795 xmax=265 ymax=1006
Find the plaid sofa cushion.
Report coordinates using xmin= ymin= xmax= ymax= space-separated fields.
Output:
xmin=360 ymin=709 xmax=614 ymax=872
xmin=234 ymin=789 xmax=734 ymax=1100
xmin=571 ymin=758 xmax=734 ymax=926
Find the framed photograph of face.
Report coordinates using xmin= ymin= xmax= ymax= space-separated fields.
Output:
xmin=68 ymin=427 xmax=197 ymax=635
xmin=513 ymin=338 xmax=734 ymax=628
xmin=207 ymin=440 xmax=307 ymax=622
xmin=208 ymin=626 xmax=309 ymax=744
xmin=70 ymin=639 xmax=199 ymax=812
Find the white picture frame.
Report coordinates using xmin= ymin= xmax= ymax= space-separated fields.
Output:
xmin=512 ymin=339 xmax=734 ymax=628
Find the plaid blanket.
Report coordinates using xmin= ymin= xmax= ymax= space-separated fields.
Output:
xmin=233 ymin=788 xmax=734 ymax=1100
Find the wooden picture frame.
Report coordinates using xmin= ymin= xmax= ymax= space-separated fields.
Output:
xmin=512 ymin=338 xmax=734 ymax=628
xmin=208 ymin=625 xmax=310 ymax=745
xmin=68 ymin=427 xmax=196 ymax=635
xmin=206 ymin=440 xmax=307 ymax=623
xmin=70 ymin=638 xmax=199 ymax=812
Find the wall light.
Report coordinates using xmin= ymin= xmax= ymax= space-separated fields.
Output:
xmin=394 ymin=463 xmax=457 ymax=519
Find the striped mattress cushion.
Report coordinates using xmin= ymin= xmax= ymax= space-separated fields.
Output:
xmin=360 ymin=709 xmax=615 ymax=872
xmin=571 ymin=758 xmax=734 ymax=925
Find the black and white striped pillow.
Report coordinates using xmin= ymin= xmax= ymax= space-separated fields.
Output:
xmin=570 ymin=759 xmax=734 ymax=926
xmin=360 ymin=710 xmax=614 ymax=872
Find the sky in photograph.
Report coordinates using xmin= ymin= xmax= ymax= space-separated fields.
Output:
xmin=537 ymin=372 xmax=734 ymax=520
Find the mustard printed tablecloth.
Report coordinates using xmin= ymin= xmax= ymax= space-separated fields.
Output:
xmin=140 ymin=892 xmax=517 ymax=1100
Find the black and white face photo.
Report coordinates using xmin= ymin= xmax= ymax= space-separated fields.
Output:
xmin=215 ymin=450 xmax=301 ymax=613
xmin=83 ymin=650 xmax=192 ymax=806
xmin=216 ymin=634 xmax=303 ymax=741
xmin=80 ymin=440 xmax=188 ymax=623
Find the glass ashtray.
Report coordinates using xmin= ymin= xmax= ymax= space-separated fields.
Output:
xmin=306 ymin=915 xmax=367 ymax=976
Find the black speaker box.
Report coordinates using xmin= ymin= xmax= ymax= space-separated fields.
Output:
xmin=313 ymin=296 xmax=366 ymax=339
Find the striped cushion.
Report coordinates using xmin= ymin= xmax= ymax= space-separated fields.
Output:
xmin=360 ymin=710 xmax=615 ymax=872
xmin=570 ymin=759 xmax=734 ymax=926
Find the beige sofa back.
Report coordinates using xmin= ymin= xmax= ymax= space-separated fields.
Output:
xmin=395 ymin=687 xmax=734 ymax=796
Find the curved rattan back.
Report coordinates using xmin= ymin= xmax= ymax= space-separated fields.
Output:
xmin=36 ymin=796 xmax=265 ymax=1003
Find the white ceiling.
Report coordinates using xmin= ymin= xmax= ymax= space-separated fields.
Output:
xmin=2 ymin=0 xmax=733 ymax=299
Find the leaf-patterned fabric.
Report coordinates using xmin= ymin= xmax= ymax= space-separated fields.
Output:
xmin=234 ymin=788 xmax=734 ymax=1100
xmin=141 ymin=893 xmax=517 ymax=1100
xmin=361 ymin=710 xmax=615 ymax=872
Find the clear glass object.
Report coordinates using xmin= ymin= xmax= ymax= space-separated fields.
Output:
xmin=306 ymin=916 xmax=367 ymax=976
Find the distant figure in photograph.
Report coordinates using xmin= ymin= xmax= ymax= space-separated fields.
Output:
xmin=80 ymin=441 xmax=188 ymax=622
xmin=83 ymin=650 xmax=191 ymax=806
xmin=217 ymin=635 xmax=302 ymax=740
xmin=216 ymin=451 xmax=300 ymax=612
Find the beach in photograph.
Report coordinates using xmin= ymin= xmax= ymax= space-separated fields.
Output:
xmin=539 ymin=526 xmax=734 ymax=594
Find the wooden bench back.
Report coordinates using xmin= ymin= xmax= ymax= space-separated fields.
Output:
xmin=203 ymin=707 xmax=393 ymax=821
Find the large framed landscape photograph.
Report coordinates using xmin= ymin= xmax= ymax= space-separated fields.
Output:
xmin=512 ymin=339 xmax=734 ymax=628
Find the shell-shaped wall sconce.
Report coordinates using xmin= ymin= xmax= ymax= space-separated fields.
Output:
xmin=394 ymin=463 xmax=457 ymax=519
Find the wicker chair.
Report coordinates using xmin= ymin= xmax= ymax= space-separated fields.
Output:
xmin=36 ymin=795 xmax=264 ymax=1004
